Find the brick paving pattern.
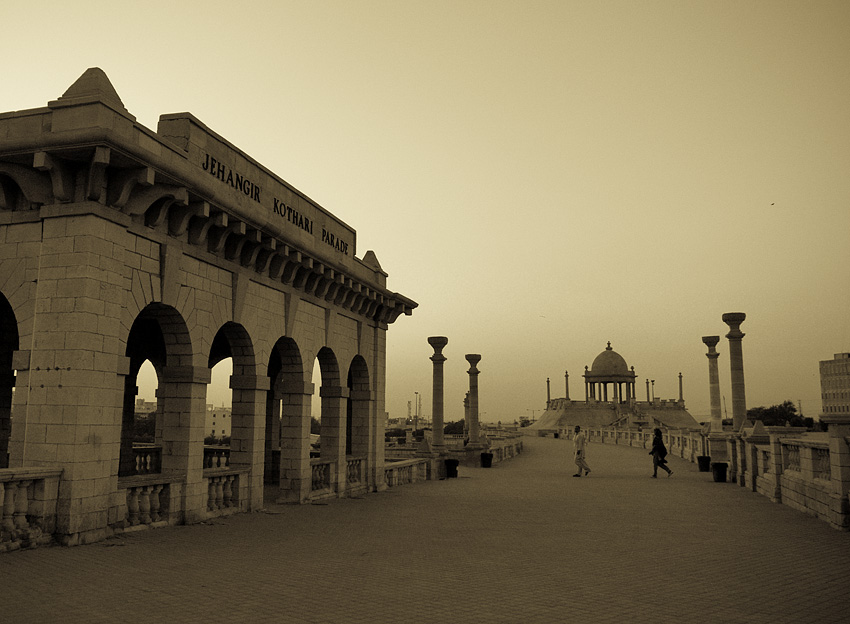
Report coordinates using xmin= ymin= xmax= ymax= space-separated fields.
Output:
xmin=2 ymin=436 xmax=849 ymax=623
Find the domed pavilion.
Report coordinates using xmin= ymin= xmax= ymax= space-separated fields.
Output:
xmin=528 ymin=342 xmax=701 ymax=434
xmin=583 ymin=342 xmax=637 ymax=403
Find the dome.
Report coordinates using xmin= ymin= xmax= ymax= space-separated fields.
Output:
xmin=586 ymin=342 xmax=633 ymax=379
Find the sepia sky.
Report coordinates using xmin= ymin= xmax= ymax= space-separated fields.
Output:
xmin=3 ymin=1 xmax=848 ymax=423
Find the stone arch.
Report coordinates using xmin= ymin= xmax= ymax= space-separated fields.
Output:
xmin=207 ymin=320 xmax=257 ymax=436
xmin=207 ymin=321 xmax=265 ymax=507
xmin=0 ymin=293 xmax=19 ymax=468
xmin=315 ymin=346 xmax=344 ymax=457
xmin=120 ymin=302 xmax=196 ymax=477
xmin=265 ymin=337 xmax=312 ymax=503
xmin=346 ymin=355 xmax=371 ymax=459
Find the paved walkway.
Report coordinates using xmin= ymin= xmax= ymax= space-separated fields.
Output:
xmin=2 ymin=437 xmax=850 ymax=623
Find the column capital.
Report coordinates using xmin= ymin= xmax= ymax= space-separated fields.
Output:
xmin=465 ymin=353 xmax=481 ymax=374
xmin=702 ymin=335 xmax=720 ymax=351
xmin=277 ymin=380 xmax=315 ymax=395
xmin=722 ymin=312 xmax=746 ymax=339
xmin=319 ymin=385 xmax=350 ymax=399
xmin=160 ymin=365 xmax=211 ymax=384
xmin=229 ymin=374 xmax=271 ymax=391
xmin=428 ymin=336 xmax=447 ymax=363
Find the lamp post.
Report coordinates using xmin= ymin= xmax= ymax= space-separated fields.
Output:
xmin=414 ymin=391 xmax=419 ymax=432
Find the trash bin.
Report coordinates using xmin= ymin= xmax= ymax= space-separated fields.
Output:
xmin=480 ymin=452 xmax=494 ymax=468
xmin=711 ymin=462 xmax=728 ymax=483
xmin=445 ymin=458 xmax=459 ymax=478
xmin=697 ymin=456 xmax=711 ymax=472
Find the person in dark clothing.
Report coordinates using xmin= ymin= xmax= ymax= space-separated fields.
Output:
xmin=649 ymin=428 xmax=672 ymax=478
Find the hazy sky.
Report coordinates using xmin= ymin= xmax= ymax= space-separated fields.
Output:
xmin=3 ymin=1 xmax=848 ymax=422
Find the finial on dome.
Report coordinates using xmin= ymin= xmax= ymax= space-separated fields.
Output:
xmin=606 ymin=341 xmax=612 ymax=350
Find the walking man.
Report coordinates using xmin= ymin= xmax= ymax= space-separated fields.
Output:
xmin=649 ymin=428 xmax=673 ymax=478
xmin=573 ymin=425 xmax=591 ymax=477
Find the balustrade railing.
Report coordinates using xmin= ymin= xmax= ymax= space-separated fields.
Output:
xmin=384 ymin=459 xmax=428 ymax=487
xmin=0 ymin=469 xmax=62 ymax=551
xmin=311 ymin=460 xmax=333 ymax=492
xmin=125 ymin=482 xmax=168 ymax=527
xmin=131 ymin=445 xmax=162 ymax=475
xmin=203 ymin=446 xmax=230 ymax=469
xmin=783 ymin=444 xmax=801 ymax=471
xmin=206 ymin=474 xmax=238 ymax=512
xmin=346 ymin=458 xmax=363 ymax=485
xmin=759 ymin=447 xmax=771 ymax=474
xmin=812 ymin=446 xmax=831 ymax=481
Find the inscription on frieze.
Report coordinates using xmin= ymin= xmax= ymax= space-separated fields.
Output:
xmin=200 ymin=150 xmax=351 ymax=256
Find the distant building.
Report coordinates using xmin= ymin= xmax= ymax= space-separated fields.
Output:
xmin=134 ymin=398 xmax=156 ymax=418
xmin=820 ymin=353 xmax=850 ymax=416
xmin=529 ymin=343 xmax=701 ymax=433
xmin=206 ymin=404 xmax=232 ymax=439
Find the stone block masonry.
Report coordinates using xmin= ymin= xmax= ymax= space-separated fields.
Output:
xmin=0 ymin=68 xmax=416 ymax=546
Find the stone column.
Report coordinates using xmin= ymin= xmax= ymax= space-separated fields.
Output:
xmin=678 ymin=373 xmax=684 ymax=402
xmin=465 ymin=354 xmax=483 ymax=450
xmin=278 ymin=381 xmax=314 ymax=503
xmin=428 ymin=336 xmax=448 ymax=455
xmin=229 ymin=373 xmax=271 ymax=510
xmin=158 ymin=365 xmax=211 ymax=524
xmin=546 ymin=377 xmax=551 ymax=408
xmin=646 ymin=379 xmax=650 ymax=402
xmin=317 ymin=384 xmax=350 ymax=495
xmin=722 ymin=312 xmax=747 ymax=431
xmin=565 ymin=371 xmax=570 ymax=401
xmin=702 ymin=336 xmax=723 ymax=432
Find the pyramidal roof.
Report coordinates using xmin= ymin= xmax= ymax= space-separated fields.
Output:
xmin=48 ymin=67 xmax=134 ymax=120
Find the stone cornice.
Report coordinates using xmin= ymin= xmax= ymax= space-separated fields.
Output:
xmin=0 ymin=98 xmax=416 ymax=325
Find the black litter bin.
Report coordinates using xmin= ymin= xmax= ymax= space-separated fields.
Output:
xmin=480 ymin=452 xmax=494 ymax=468
xmin=445 ymin=458 xmax=459 ymax=478
xmin=697 ymin=456 xmax=711 ymax=472
xmin=711 ymin=462 xmax=728 ymax=482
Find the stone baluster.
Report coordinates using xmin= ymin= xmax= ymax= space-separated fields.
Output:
xmin=13 ymin=480 xmax=31 ymax=532
xmin=149 ymin=484 xmax=162 ymax=522
xmin=127 ymin=488 xmax=140 ymax=526
xmin=1 ymin=482 xmax=15 ymax=538
xmin=223 ymin=476 xmax=234 ymax=508
xmin=138 ymin=487 xmax=151 ymax=525
xmin=216 ymin=478 xmax=225 ymax=509
xmin=207 ymin=479 xmax=217 ymax=511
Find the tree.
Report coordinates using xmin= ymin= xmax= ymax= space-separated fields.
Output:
xmin=443 ymin=419 xmax=465 ymax=435
xmin=132 ymin=413 xmax=156 ymax=442
xmin=747 ymin=400 xmax=805 ymax=428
